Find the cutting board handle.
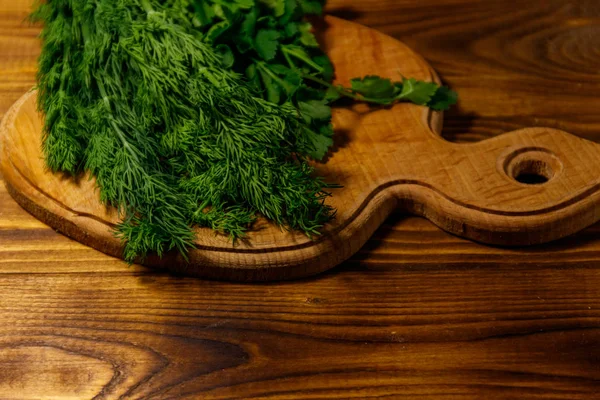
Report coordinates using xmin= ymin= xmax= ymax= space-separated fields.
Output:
xmin=389 ymin=126 xmax=600 ymax=245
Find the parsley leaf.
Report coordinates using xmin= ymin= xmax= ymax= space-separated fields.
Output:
xmin=304 ymin=127 xmax=334 ymax=160
xmin=428 ymin=86 xmax=459 ymax=110
xmin=269 ymin=64 xmax=302 ymax=95
xmin=283 ymin=22 xmax=299 ymax=38
xmin=236 ymin=7 xmax=258 ymax=53
xmin=298 ymin=21 xmax=319 ymax=47
xmin=192 ymin=2 xmax=217 ymax=26
xmin=312 ymin=55 xmax=334 ymax=81
xmin=299 ymin=0 xmax=324 ymax=15
xmin=299 ymin=99 xmax=332 ymax=123
xmin=255 ymin=29 xmax=281 ymax=60
xmin=351 ymin=75 xmax=395 ymax=98
xmin=397 ymin=78 xmax=439 ymax=105
xmin=258 ymin=0 xmax=286 ymax=17
xmin=281 ymin=0 xmax=298 ymax=24
xmin=324 ymin=85 xmax=342 ymax=102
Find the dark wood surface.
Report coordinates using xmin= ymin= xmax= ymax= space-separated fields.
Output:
xmin=0 ymin=0 xmax=599 ymax=398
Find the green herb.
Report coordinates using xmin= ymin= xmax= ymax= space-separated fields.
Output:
xmin=32 ymin=0 xmax=335 ymax=262
xmin=32 ymin=0 xmax=457 ymax=262
xmin=192 ymin=0 xmax=457 ymax=158
xmin=305 ymin=74 xmax=458 ymax=110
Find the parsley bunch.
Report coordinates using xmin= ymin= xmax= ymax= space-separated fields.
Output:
xmin=32 ymin=0 xmax=457 ymax=262
xmin=188 ymin=0 xmax=457 ymax=158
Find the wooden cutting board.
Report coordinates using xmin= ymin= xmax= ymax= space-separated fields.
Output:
xmin=2 ymin=16 xmax=600 ymax=281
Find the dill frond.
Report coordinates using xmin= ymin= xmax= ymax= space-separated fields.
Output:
xmin=33 ymin=0 xmax=335 ymax=262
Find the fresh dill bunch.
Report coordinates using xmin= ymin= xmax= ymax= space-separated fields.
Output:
xmin=32 ymin=0 xmax=336 ymax=262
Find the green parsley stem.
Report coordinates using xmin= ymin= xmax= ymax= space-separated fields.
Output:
xmin=302 ymin=74 xmax=393 ymax=105
xmin=281 ymin=46 xmax=325 ymax=73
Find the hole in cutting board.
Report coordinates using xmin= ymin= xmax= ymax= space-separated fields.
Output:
xmin=503 ymin=148 xmax=563 ymax=185
xmin=512 ymin=159 xmax=552 ymax=184
xmin=514 ymin=172 xmax=549 ymax=185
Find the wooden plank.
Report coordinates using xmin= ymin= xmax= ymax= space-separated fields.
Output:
xmin=0 ymin=0 xmax=599 ymax=398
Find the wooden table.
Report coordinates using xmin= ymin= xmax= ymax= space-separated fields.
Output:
xmin=1 ymin=1 xmax=598 ymax=398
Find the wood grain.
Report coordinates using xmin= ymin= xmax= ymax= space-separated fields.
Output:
xmin=5 ymin=16 xmax=600 ymax=281
xmin=0 ymin=0 xmax=599 ymax=398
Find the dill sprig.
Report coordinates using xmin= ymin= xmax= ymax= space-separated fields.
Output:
xmin=33 ymin=0 xmax=335 ymax=262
